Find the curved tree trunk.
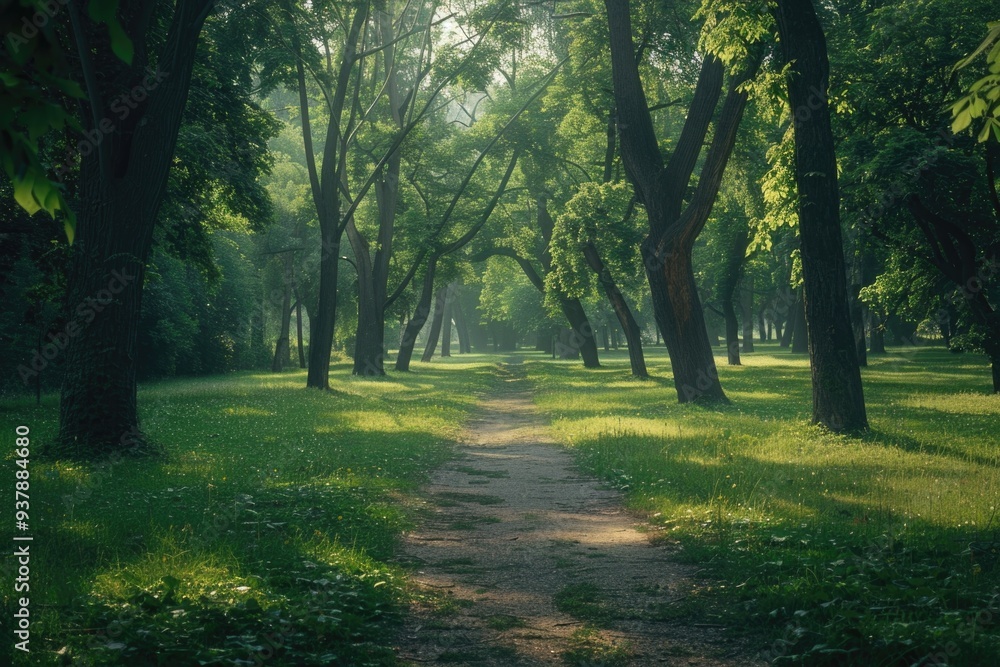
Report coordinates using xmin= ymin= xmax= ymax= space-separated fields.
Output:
xmin=581 ymin=241 xmax=647 ymax=376
xmin=396 ymin=258 xmax=437 ymax=371
xmin=644 ymin=236 xmax=726 ymax=401
xmin=775 ymin=0 xmax=868 ymax=432
xmin=421 ymin=287 xmax=447 ymax=362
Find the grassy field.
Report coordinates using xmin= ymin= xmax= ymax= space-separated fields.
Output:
xmin=2 ymin=344 xmax=997 ymax=666
xmin=0 ymin=357 xmax=499 ymax=666
xmin=524 ymin=343 xmax=1000 ymax=666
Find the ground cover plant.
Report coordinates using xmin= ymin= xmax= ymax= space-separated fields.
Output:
xmin=526 ymin=344 xmax=1000 ymax=666
xmin=0 ymin=358 xmax=498 ymax=666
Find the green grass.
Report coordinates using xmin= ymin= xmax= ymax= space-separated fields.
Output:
xmin=0 ymin=357 xmax=498 ymax=666
xmin=524 ymin=343 xmax=1000 ymax=666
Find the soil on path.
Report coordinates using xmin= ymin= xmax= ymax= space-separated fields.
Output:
xmin=393 ymin=363 xmax=762 ymax=666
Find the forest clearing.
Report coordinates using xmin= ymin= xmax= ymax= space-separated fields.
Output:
xmin=2 ymin=347 xmax=998 ymax=664
xmin=2 ymin=0 xmax=1000 ymax=664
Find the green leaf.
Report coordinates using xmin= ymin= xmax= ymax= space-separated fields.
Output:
xmin=108 ymin=20 xmax=134 ymax=65
xmin=13 ymin=175 xmax=40 ymax=215
xmin=952 ymin=110 xmax=973 ymax=134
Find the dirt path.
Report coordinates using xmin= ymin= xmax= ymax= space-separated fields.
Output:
xmin=393 ymin=363 xmax=761 ymax=666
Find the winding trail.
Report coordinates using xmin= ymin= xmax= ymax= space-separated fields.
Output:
xmin=394 ymin=363 xmax=761 ymax=666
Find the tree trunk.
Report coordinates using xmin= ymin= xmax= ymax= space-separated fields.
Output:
xmin=643 ymin=236 xmax=727 ymax=402
xmin=791 ymin=296 xmax=809 ymax=354
xmin=271 ymin=256 xmax=294 ymax=372
xmin=295 ymin=292 xmax=306 ymax=368
xmin=56 ymin=0 xmax=215 ymax=458
xmin=606 ymin=0 xmax=759 ymax=403
xmin=557 ymin=297 xmax=601 ymax=367
xmin=869 ymin=312 xmax=886 ymax=354
xmin=352 ymin=270 xmax=385 ymax=375
xmin=306 ymin=241 xmax=340 ymax=387
xmin=581 ymin=241 xmax=647 ymax=376
xmin=452 ymin=295 xmax=471 ymax=353
xmin=441 ymin=285 xmax=453 ymax=357
xmin=741 ymin=277 xmax=755 ymax=352
xmin=758 ymin=311 xmax=767 ymax=343
xmin=602 ymin=325 xmax=610 ymax=351
xmin=850 ymin=285 xmax=868 ymax=367
xmin=396 ymin=259 xmax=436 ymax=371
xmin=722 ymin=295 xmax=741 ymax=365
xmin=421 ymin=287 xmax=448 ymax=362
xmin=775 ymin=0 xmax=868 ymax=432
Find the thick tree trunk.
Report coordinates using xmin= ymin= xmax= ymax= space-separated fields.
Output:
xmin=352 ymin=275 xmax=385 ymax=376
xmin=306 ymin=242 xmax=340 ymax=388
xmin=58 ymin=236 xmax=149 ymax=458
xmin=56 ymin=0 xmax=215 ymax=457
xmin=421 ymin=287 xmax=448 ymax=362
xmin=643 ymin=237 xmax=726 ymax=402
xmin=775 ymin=0 xmax=868 ymax=432
xmin=741 ymin=277 xmax=755 ymax=352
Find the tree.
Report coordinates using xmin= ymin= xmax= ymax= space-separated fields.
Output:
xmin=55 ymin=0 xmax=218 ymax=457
xmin=773 ymin=0 xmax=868 ymax=432
xmin=604 ymin=0 xmax=761 ymax=402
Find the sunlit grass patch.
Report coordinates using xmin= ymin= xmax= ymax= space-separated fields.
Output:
xmin=2 ymin=360 xmax=500 ymax=665
xmin=526 ymin=343 xmax=1000 ymax=666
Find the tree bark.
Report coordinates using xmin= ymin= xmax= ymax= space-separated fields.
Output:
xmin=452 ymin=294 xmax=471 ymax=353
xmin=741 ymin=277 xmax=755 ymax=353
xmin=791 ymin=296 xmax=809 ymax=354
xmin=295 ymin=291 xmax=306 ymax=368
xmin=581 ymin=241 xmax=648 ymax=376
xmin=441 ymin=283 xmax=454 ymax=357
xmin=869 ymin=311 xmax=886 ymax=354
xmin=775 ymin=0 xmax=868 ymax=431
xmin=722 ymin=296 xmax=741 ymax=365
xmin=271 ymin=256 xmax=293 ymax=372
xmin=57 ymin=0 xmax=216 ymax=458
xmin=396 ymin=258 xmax=437 ymax=371
xmin=421 ymin=286 xmax=447 ymax=362
xmin=758 ymin=311 xmax=767 ymax=343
